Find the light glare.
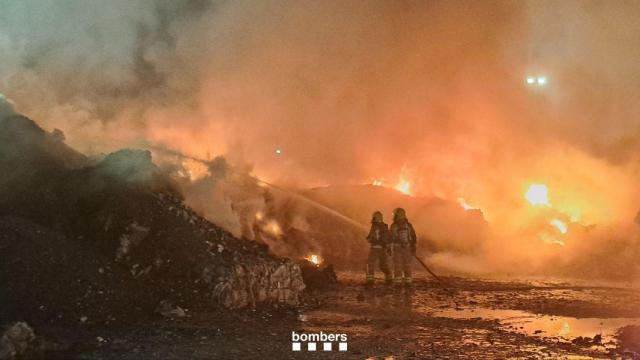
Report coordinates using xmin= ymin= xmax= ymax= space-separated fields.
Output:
xmin=525 ymin=184 xmax=550 ymax=206
xmin=550 ymin=218 xmax=568 ymax=234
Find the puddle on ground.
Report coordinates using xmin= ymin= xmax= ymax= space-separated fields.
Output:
xmin=434 ymin=307 xmax=640 ymax=346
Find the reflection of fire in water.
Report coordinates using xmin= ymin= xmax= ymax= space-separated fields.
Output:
xmin=434 ymin=307 xmax=638 ymax=344
xmin=558 ymin=321 xmax=570 ymax=337
xmin=395 ymin=177 xmax=411 ymax=195
xmin=305 ymin=254 xmax=320 ymax=265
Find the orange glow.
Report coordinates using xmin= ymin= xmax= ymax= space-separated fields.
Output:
xmin=182 ymin=158 xmax=209 ymax=181
xmin=525 ymin=184 xmax=550 ymax=206
xmin=457 ymin=197 xmax=477 ymax=211
xmin=305 ymin=254 xmax=321 ymax=265
xmin=539 ymin=233 xmax=565 ymax=246
xmin=8 ymin=0 xmax=640 ymax=283
xmin=550 ymin=218 xmax=568 ymax=234
xmin=263 ymin=220 xmax=282 ymax=236
xmin=395 ymin=178 xmax=411 ymax=195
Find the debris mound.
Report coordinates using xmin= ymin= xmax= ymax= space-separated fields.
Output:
xmin=0 ymin=114 xmax=304 ymax=326
xmin=617 ymin=325 xmax=640 ymax=356
xmin=298 ymin=261 xmax=338 ymax=290
xmin=0 ymin=322 xmax=41 ymax=360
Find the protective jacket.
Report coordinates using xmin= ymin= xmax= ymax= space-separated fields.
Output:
xmin=367 ymin=221 xmax=390 ymax=248
xmin=390 ymin=219 xmax=417 ymax=249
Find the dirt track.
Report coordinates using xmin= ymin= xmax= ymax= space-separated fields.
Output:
xmin=33 ymin=271 xmax=638 ymax=359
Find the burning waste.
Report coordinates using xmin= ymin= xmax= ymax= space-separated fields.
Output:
xmin=3 ymin=0 xmax=640 ymax=357
xmin=306 ymin=254 xmax=321 ymax=266
xmin=0 ymin=111 xmax=307 ymax=329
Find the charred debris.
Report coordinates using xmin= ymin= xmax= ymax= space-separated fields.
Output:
xmin=0 ymin=114 xmax=337 ymax=331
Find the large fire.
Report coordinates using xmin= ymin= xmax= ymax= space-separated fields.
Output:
xmin=525 ymin=184 xmax=550 ymax=206
xmin=305 ymin=254 xmax=321 ymax=265
xmin=395 ymin=178 xmax=411 ymax=195
xmin=523 ymin=183 xmax=572 ymax=242
xmin=180 ymin=158 xmax=210 ymax=181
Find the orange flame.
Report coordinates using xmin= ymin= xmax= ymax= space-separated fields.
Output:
xmin=457 ymin=197 xmax=477 ymax=210
xmin=395 ymin=178 xmax=411 ymax=195
xmin=263 ymin=220 xmax=282 ymax=236
xmin=305 ymin=254 xmax=320 ymax=265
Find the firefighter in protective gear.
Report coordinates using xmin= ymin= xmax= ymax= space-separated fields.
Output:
xmin=390 ymin=208 xmax=417 ymax=286
xmin=365 ymin=211 xmax=392 ymax=285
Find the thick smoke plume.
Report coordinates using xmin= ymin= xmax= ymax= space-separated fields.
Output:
xmin=3 ymin=1 xmax=640 ymax=280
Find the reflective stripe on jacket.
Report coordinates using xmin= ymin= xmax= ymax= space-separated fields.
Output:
xmin=390 ymin=220 xmax=417 ymax=247
xmin=366 ymin=222 xmax=390 ymax=247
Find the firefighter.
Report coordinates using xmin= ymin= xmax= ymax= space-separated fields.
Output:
xmin=365 ymin=210 xmax=392 ymax=285
xmin=390 ymin=208 xmax=417 ymax=286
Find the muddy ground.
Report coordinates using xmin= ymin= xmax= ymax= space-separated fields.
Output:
xmin=36 ymin=271 xmax=640 ymax=359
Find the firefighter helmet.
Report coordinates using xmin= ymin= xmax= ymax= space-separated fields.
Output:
xmin=392 ymin=207 xmax=406 ymax=221
xmin=371 ymin=210 xmax=383 ymax=223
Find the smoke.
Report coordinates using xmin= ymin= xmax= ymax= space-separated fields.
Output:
xmin=0 ymin=94 xmax=16 ymax=119
xmin=3 ymin=1 xmax=640 ymax=279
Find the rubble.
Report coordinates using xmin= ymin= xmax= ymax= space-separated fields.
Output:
xmin=617 ymin=325 xmax=640 ymax=354
xmin=0 ymin=322 xmax=41 ymax=360
xmin=298 ymin=260 xmax=338 ymax=290
xmin=0 ymin=114 xmax=305 ymax=326
xmin=156 ymin=300 xmax=188 ymax=318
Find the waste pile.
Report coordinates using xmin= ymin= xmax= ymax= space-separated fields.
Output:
xmin=297 ymin=260 xmax=338 ymax=290
xmin=0 ymin=322 xmax=41 ymax=360
xmin=0 ymin=114 xmax=305 ymax=326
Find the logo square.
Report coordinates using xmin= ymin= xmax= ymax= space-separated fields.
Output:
xmin=308 ymin=342 xmax=317 ymax=351
xmin=339 ymin=342 xmax=348 ymax=351
xmin=292 ymin=342 xmax=301 ymax=351
xmin=323 ymin=342 xmax=332 ymax=351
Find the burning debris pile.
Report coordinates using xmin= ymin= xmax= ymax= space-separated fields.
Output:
xmin=0 ymin=113 xmax=305 ymax=326
xmin=297 ymin=259 xmax=337 ymax=291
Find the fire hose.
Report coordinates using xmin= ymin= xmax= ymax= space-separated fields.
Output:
xmin=148 ymin=145 xmax=447 ymax=283
xmin=414 ymin=255 xmax=444 ymax=283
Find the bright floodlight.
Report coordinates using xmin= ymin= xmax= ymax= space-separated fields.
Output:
xmin=525 ymin=75 xmax=548 ymax=87
xmin=275 ymin=149 xmax=282 ymax=155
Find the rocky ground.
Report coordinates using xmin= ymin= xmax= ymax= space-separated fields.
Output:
xmin=10 ymin=271 xmax=635 ymax=359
